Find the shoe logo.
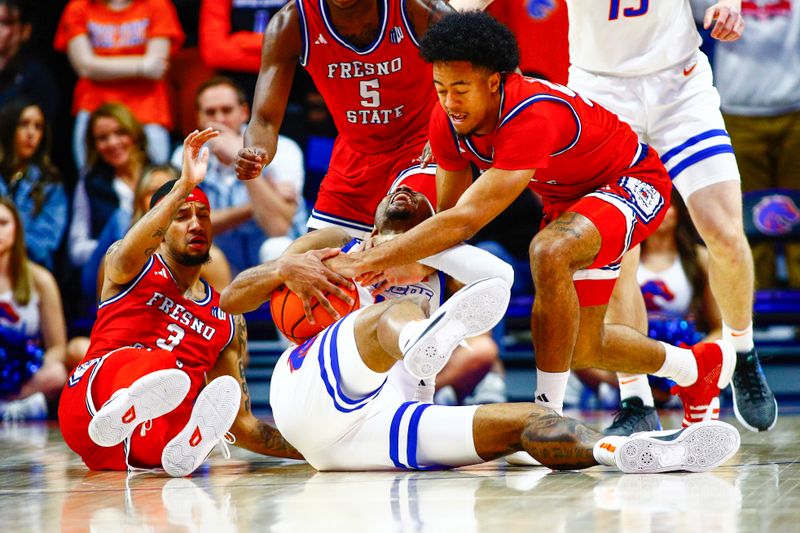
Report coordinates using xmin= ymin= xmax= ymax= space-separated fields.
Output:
xmin=683 ymin=62 xmax=697 ymax=76
xmin=620 ymin=378 xmax=639 ymax=385
xmin=599 ymin=442 xmax=616 ymax=453
xmin=122 ymin=406 xmax=136 ymax=424
xmin=535 ymin=393 xmax=549 ymax=403
xmin=314 ymin=33 xmax=328 ymax=45
xmin=189 ymin=426 xmax=203 ymax=447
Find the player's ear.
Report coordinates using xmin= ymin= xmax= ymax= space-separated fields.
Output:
xmin=488 ymin=71 xmax=501 ymax=94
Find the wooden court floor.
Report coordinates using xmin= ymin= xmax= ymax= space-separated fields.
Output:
xmin=1 ymin=408 xmax=798 ymax=532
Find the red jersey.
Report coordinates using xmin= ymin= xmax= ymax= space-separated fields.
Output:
xmin=297 ymin=0 xmax=435 ymax=155
xmin=82 ymin=254 xmax=235 ymax=386
xmin=430 ymin=73 xmax=648 ymax=205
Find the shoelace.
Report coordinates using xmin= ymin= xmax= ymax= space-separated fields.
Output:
xmin=216 ymin=432 xmax=236 ymax=460
xmin=607 ymin=403 xmax=650 ymax=432
xmin=737 ymin=355 xmax=768 ymax=401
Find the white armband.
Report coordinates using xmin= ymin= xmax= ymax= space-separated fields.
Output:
xmin=419 ymin=243 xmax=514 ymax=287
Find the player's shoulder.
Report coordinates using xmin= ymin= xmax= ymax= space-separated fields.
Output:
xmin=263 ymin=0 xmax=303 ymax=55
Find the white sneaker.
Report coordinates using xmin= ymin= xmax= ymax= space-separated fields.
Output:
xmin=161 ymin=375 xmax=241 ymax=477
xmin=0 ymin=392 xmax=48 ymax=422
xmin=402 ymin=278 xmax=510 ymax=380
xmin=615 ymin=420 xmax=740 ymax=474
xmin=89 ymin=369 xmax=191 ymax=447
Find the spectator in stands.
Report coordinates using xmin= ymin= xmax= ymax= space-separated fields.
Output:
xmin=54 ymin=0 xmax=184 ymax=168
xmin=698 ymin=0 xmax=800 ymax=288
xmin=198 ymin=0 xmax=287 ymax=99
xmin=434 ymin=334 xmax=508 ymax=406
xmin=0 ymin=98 xmax=67 ymax=271
xmin=0 ymin=198 xmax=68 ymax=421
xmin=68 ymin=102 xmax=148 ymax=272
xmin=171 ymin=76 xmax=306 ymax=273
xmin=0 ymin=0 xmax=60 ymax=122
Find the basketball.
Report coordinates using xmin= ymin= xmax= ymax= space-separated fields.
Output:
xmin=270 ymin=282 xmax=360 ymax=345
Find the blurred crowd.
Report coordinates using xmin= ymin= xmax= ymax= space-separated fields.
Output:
xmin=0 ymin=0 xmax=796 ymax=418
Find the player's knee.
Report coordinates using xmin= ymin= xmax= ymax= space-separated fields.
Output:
xmin=529 ymin=235 xmax=578 ymax=278
xmin=702 ymin=222 xmax=749 ymax=261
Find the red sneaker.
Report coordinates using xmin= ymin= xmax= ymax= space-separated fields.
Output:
xmin=671 ymin=340 xmax=736 ymax=427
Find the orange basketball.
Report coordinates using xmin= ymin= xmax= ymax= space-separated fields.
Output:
xmin=270 ymin=282 xmax=360 ymax=345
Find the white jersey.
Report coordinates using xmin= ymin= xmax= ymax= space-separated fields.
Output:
xmin=342 ymin=239 xmax=447 ymax=313
xmin=567 ymin=0 xmax=702 ymax=76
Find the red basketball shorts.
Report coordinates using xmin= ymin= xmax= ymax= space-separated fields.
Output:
xmin=543 ymin=147 xmax=672 ymax=307
xmin=59 ymin=347 xmax=200 ymax=471
xmin=308 ymin=139 xmax=437 ymax=238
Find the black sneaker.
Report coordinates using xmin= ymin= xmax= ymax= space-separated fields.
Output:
xmin=730 ymin=349 xmax=778 ymax=432
xmin=603 ymin=396 xmax=662 ymax=436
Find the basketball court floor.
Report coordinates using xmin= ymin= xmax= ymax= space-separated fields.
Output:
xmin=1 ymin=408 xmax=797 ymax=532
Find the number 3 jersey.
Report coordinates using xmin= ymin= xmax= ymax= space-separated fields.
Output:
xmin=82 ymin=254 xmax=235 ymax=386
xmin=297 ymin=0 xmax=435 ymax=155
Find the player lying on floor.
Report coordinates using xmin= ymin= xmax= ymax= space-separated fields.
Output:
xmin=59 ymin=129 xmax=301 ymax=477
xmin=219 ymin=190 xmax=741 ymax=472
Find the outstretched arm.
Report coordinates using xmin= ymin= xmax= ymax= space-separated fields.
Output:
xmin=102 ymin=129 xmax=218 ymax=295
xmin=236 ymin=3 xmax=303 ymax=180
xmin=208 ymin=315 xmax=303 ymax=459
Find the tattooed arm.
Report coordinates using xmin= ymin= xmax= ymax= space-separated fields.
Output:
xmin=101 ymin=129 xmax=219 ymax=300
xmin=208 ymin=314 xmax=304 ymax=460
xmin=520 ymin=410 xmax=601 ymax=470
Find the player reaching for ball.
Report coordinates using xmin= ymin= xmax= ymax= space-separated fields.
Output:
xmin=219 ymin=186 xmax=741 ymax=472
xmin=59 ymin=129 xmax=302 ymax=477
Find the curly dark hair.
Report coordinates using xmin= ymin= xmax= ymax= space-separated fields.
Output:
xmin=420 ymin=11 xmax=520 ymax=73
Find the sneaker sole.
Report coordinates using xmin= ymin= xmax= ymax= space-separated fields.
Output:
xmin=161 ymin=375 xmax=241 ymax=477
xmin=88 ymin=369 xmax=191 ymax=447
xmin=403 ymin=277 xmax=510 ymax=379
xmin=615 ymin=420 xmax=740 ymax=474
xmin=730 ymin=381 xmax=778 ymax=433
xmin=505 ymin=451 xmax=543 ymax=467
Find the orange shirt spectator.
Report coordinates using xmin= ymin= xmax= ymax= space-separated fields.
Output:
xmin=199 ymin=0 xmax=270 ymax=73
xmin=55 ymin=0 xmax=184 ymax=166
xmin=487 ymin=0 xmax=569 ymax=84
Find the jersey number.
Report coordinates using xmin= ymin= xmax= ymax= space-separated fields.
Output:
xmin=360 ymin=79 xmax=380 ymax=108
xmin=156 ymin=323 xmax=185 ymax=352
xmin=609 ymin=0 xmax=648 ymax=20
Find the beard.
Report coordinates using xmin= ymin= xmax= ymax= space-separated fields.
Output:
xmin=384 ymin=204 xmax=414 ymax=220
xmin=174 ymin=250 xmax=211 ymax=267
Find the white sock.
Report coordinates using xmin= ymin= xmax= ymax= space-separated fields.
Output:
xmin=413 ymin=376 xmax=436 ymax=403
xmin=654 ymin=342 xmax=697 ymax=387
xmin=723 ymin=321 xmax=755 ymax=353
xmin=617 ymin=373 xmax=655 ymax=407
xmin=592 ymin=436 xmax=626 ymax=467
xmin=534 ymin=370 xmax=570 ymax=416
xmin=398 ymin=319 xmax=425 ymax=352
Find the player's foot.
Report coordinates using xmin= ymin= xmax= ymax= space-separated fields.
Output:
xmin=614 ymin=420 xmax=740 ymax=473
xmin=401 ymin=277 xmax=510 ymax=380
xmin=0 ymin=392 xmax=48 ymax=422
xmin=505 ymin=451 xmax=543 ymax=466
xmin=730 ymin=349 xmax=778 ymax=432
xmin=89 ymin=369 xmax=191 ymax=447
xmin=465 ymin=372 xmax=508 ymax=405
xmin=603 ymin=396 xmax=662 ymax=436
xmin=161 ymin=375 xmax=240 ymax=477
xmin=671 ymin=340 xmax=735 ymax=427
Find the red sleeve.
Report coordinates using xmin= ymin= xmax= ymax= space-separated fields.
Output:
xmin=199 ymin=0 xmax=263 ymax=72
xmin=148 ymin=0 xmax=186 ymax=53
xmin=429 ymin=106 xmax=470 ymax=172
xmin=493 ymin=100 xmax=578 ymax=170
xmin=53 ymin=0 xmax=88 ymax=51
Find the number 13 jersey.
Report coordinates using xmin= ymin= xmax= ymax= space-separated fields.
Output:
xmin=566 ymin=0 xmax=701 ymax=76
xmin=297 ymin=0 xmax=435 ymax=155
xmin=83 ymin=254 xmax=235 ymax=386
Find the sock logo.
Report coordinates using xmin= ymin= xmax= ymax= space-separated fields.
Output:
xmin=121 ymin=406 xmax=136 ymax=424
xmin=599 ymin=442 xmax=617 ymax=453
xmin=535 ymin=393 xmax=549 ymax=403
xmin=189 ymin=426 xmax=203 ymax=447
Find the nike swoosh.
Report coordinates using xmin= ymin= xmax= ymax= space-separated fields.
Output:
xmin=620 ymin=378 xmax=640 ymax=385
xmin=683 ymin=63 xmax=697 ymax=76
xmin=730 ymin=330 xmax=748 ymax=336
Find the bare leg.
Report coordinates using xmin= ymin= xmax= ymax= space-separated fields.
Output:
xmin=471 ymin=403 xmax=601 ymax=469
xmin=354 ymin=296 xmax=429 ymax=373
xmin=686 ymin=181 xmax=754 ymax=330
